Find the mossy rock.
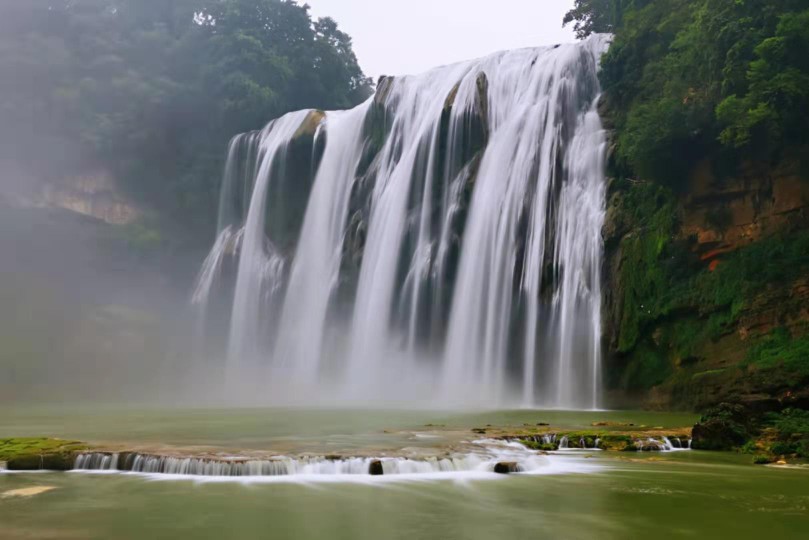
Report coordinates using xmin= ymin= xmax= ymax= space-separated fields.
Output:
xmin=7 ymin=453 xmax=75 ymax=471
xmin=518 ymin=439 xmax=556 ymax=451
xmin=691 ymin=403 xmax=751 ymax=450
xmin=0 ymin=438 xmax=87 ymax=471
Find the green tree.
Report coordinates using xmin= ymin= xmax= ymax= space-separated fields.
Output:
xmin=578 ymin=0 xmax=809 ymax=185
xmin=563 ymin=0 xmax=626 ymax=39
xmin=716 ymin=10 xmax=809 ymax=152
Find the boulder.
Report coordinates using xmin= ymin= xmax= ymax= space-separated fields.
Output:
xmin=493 ymin=462 xmax=521 ymax=474
xmin=368 ymin=460 xmax=384 ymax=476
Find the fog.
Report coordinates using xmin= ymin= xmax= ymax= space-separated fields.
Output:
xmin=0 ymin=184 xmax=206 ymax=405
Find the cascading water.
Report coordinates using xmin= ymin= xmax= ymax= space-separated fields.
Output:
xmin=71 ymin=439 xmax=601 ymax=479
xmin=193 ymin=35 xmax=611 ymax=409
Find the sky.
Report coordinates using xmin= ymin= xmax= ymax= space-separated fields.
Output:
xmin=307 ymin=0 xmax=577 ymax=80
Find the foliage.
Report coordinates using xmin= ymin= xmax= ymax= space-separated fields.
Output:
xmin=762 ymin=409 xmax=809 ymax=458
xmin=693 ymin=231 xmax=809 ymax=315
xmin=0 ymin=0 xmax=372 ymax=243
xmin=716 ymin=10 xmax=809 ymax=152
xmin=566 ymin=0 xmax=809 ymax=185
xmin=744 ymin=327 xmax=809 ymax=377
xmin=563 ymin=0 xmax=625 ymax=39
xmin=691 ymin=402 xmax=751 ymax=450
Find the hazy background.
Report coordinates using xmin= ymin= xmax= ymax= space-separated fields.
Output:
xmin=308 ymin=0 xmax=576 ymax=78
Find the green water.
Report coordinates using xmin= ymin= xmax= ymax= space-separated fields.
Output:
xmin=2 ymin=408 xmax=808 ymax=539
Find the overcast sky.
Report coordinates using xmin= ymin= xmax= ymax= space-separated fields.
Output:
xmin=307 ymin=0 xmax=577 ymax=80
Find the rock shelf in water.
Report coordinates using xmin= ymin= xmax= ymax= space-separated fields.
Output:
xmin=1 ymin=423 xmax=695 ymax=477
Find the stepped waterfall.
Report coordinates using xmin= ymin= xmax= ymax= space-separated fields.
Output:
xmin=193 ymin=35 xmax=610 ymax=409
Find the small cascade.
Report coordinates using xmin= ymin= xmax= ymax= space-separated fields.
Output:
xmin=508 ymin=434 xmax=691 ymax=452
xmin=71 ymin=439 xmax=600 ymax=479
xmin=634 ymin=437 xmax=692 ymax=452
xmin=74 ymin=453 xmax=119 ymax=471
xmin=72 ymin=452 xmax=490 ymax=477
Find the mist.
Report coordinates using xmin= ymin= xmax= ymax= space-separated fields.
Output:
xmin=0 ymin=0 xmax=372 ymax=407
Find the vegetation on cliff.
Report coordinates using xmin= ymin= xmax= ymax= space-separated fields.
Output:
xmin=607 ymin=178 xmax=809 ymax=404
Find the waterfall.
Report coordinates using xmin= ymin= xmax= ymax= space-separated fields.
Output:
xmin=193 ymin=35 xmax=611 ymax=409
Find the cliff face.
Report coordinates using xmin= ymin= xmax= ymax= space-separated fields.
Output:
xmin=36 ymin=171 xmax=141 ymax=225
xmin=603 ymin=159 xmax=809 ymax=411
xmin=25 ymin=171 xmax=142 ymax=225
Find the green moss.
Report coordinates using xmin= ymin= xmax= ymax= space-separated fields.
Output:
xmin=0 ymin=438 xmax=87 ymax=471
xmin=615 ymin=182 xmax=683 ymax=353
xmin=693 ymin=232 xmax=809 ymax=320
xmin=621 ymin=344 xmax=673 ymax=391
xmin=744 ymin=327 xmax=809 ymax=377
xmin=692 ymin=368 xmax=727 ymax=380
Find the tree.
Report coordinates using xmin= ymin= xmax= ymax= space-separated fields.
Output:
xmin=563 ymin=0 xmax=626 ymax=39
xmin=592 ymin=0 xmax=809 ymax=184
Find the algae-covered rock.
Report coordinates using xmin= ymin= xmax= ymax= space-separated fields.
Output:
xmin=0 ymin=438 xmax=87 ymax=471
xmin=691 ymin=403 xmax=751 ymax=450
xmin=7 ymin=453 xmax=74 ymax=471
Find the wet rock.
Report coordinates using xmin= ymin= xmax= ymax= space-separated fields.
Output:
xmin=368 ymin=460 xmax=384 ymax=476
xmin=493 ymin=462 xmax=521 ymax=474
xmin=635 ymin=440 xmax=664 ymax=451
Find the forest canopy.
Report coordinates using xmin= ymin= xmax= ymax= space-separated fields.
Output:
xmin=564 ymin=0 xmax=809 ymax=186
xmin=0 ymin=0 xmax=372 ymax=241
